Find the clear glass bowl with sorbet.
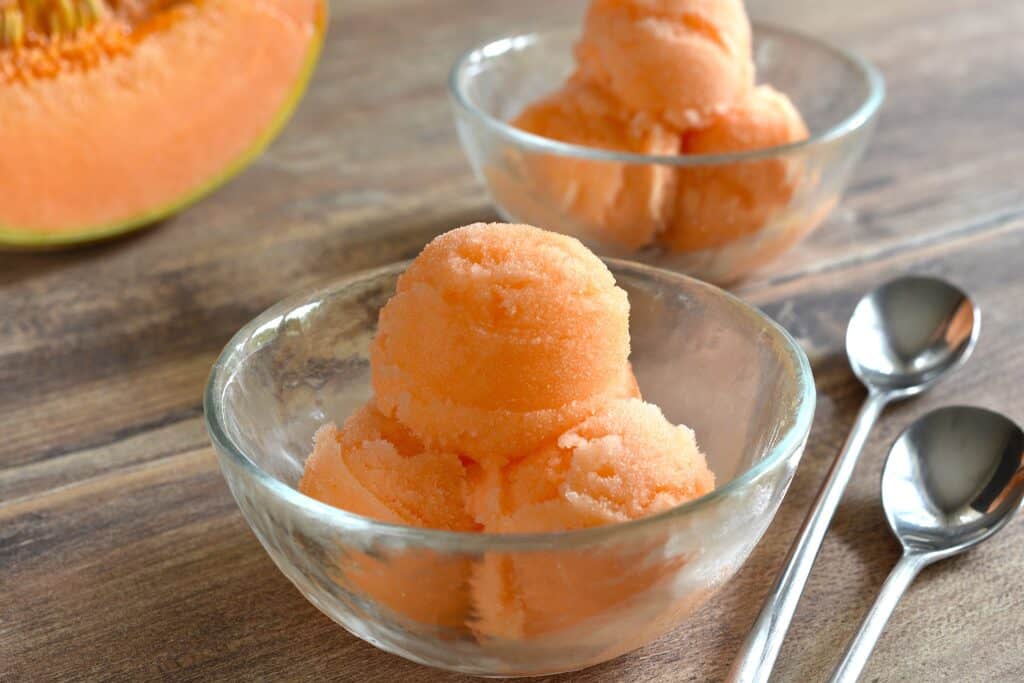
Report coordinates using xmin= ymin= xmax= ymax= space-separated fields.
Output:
xmin=450 ymin=13 xmax=884 ymax=284
xmin=205 ymin=224 xmax=815 ymax=677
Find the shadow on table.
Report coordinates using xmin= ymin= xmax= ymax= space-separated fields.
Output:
xmin=0 ymin=220 xmax=170 ymax=288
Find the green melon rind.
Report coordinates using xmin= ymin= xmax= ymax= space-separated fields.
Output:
xmin=0 ymin=4 xmax=328 ymax=249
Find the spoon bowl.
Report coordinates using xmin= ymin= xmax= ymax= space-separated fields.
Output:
xmin=845 ymin=276 xmax=979 ymax=396
xmin=883 ymin=406 xmax=1024 ymax=558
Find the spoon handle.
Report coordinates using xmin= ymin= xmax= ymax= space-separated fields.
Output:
xmin=726 ymin=391 xmax=888 ymax=683
xmin=829 ymin=552 xmax=929 ymax=683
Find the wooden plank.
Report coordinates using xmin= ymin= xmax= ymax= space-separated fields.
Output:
xmin=0 ymin=416 xmax=208 ymax=504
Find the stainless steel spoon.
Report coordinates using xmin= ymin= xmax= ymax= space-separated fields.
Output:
xmin=830 ymin=406 xmax=1024 ymax=683
xmin=728 ymin=276 xmax=980 ymax=683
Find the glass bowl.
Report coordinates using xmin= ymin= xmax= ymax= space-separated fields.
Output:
xmin=450 ymin=25 xmax=885 ymax=284
xmin=204 ymin=260 xmax=816 ymax=677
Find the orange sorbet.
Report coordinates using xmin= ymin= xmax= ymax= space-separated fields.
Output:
xmin=511 ymin=78 xmax=680 ymax=249
xmin=469 ymin=399 xmax=714 ymax=639
xmin=575 ymin=0 xmax=754 ymax=129
xmin=663 ymin=85 xmax=809 ymax=251
xmin=299 ymin=403 xmax=477 ymax=627
xmin=371 ymin=222 xmax=633 ymax=466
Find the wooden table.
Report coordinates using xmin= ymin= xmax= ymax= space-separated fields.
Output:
xmin=3 ymin=0 xmax=1023 ymax=680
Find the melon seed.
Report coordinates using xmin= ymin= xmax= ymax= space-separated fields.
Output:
xmin=2 ymin=8 xmax=25 ymax=48
xmin=77 ymin=0 xmax=104 ymax=23
xmin=0 ymin=0 xmax=110 ymax=47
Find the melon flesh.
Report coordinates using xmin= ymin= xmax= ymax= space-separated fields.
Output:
xmin=0 ymin=0 xmax=325 ymax=245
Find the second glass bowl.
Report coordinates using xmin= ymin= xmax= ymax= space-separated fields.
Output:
xmin=450 ymin=25 xmax=885 ymax=284
xmin=205 ymin=260 xmax=815 ymax=677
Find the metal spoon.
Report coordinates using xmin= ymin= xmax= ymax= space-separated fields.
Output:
xmin=830 ymin=406 xmax=1024 ymax=683
xmin=728 ymin=276 xmax=980 ymax=683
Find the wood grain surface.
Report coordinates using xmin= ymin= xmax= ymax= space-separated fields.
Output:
xmin=3 ymin=0 xmax=1023 ymax=680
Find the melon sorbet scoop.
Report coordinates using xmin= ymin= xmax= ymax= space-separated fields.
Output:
xmin=299 ymin=223 xmax=714 ymax=635
xmin=504 ymin=0 xmax=809 ymax=254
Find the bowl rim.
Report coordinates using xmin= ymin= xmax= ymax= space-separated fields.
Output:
xmin=205 ymin=259 xmax=816 ymax=552
xmin=448 ymin=22 xmax=886 ymax=167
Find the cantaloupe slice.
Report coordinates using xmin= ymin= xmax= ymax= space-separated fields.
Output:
xmin=0 ymin=0 xmax=326 ymax=247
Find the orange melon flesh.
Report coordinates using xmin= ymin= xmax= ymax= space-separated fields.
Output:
xmin=0 ymin=0 xmax=325 ymax=246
